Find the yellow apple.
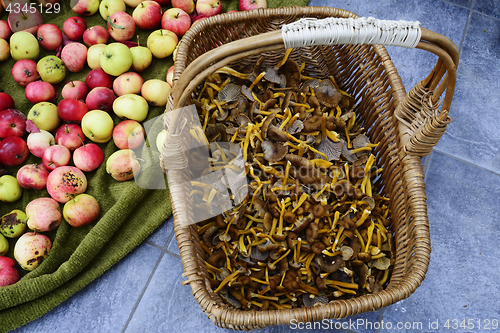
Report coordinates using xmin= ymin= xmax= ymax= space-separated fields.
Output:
xmin=99 ymin=0 xmax=126 ymax=20
xmin=100 ymin=43 xmax=133 ymax=76
xmin=81 ymin=110 xmax=114 ymax=143
xmin=87 ymin=44 xmax=107 ymax=70
xmin=113 ymin=94 xmax=149 ymax=122
xmin=10 ymin=31 xmax=39 ymax=61
xmin=147 ymin=29 xmax=178 ymax=59
xmin=141 ymin=79 xmax=171 ymax=107
xmin=27 ymin=102 xmax=60 ymax=132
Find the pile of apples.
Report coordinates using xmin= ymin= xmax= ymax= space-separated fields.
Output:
xmin=0 ymin=0 xmax=267 ymax=287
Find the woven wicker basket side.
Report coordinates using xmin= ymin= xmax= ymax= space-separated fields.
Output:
xmin=162 ymin=6 xmax=458 ymax=330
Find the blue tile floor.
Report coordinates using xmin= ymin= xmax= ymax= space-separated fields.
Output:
xmin=11 ymin=1 xmax=500 ymax=332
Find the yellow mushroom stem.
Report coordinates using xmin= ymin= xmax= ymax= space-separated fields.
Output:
xmin=335 ymin=105 xmax=342 ymax=118
xmin=322 ymin=250 xmax=343 ymax=257
xmin=328 ymin=284 xmax=357 ymax=295
xmin=295 ymin=238 xmax=302 ymax=262
xmin=276 ymin=48 xmax=293 ymax=69
xmin=379 ymin=269 xmax=390 ymax=285
xmin=292 ymin=193 xmax=309 ymax=213
xmin=330 ymin=211 xmax=340 ymax=231
xmin=258 ymin=285 xmax=271 ymax=295
xmin=239 ymin=235 xmax=248 ymax=256
xmin=299 ymin=62 xmax=306 ymax=73
xmin=288 ymin=113 xmax=300 ymax=128
xmin=270 ymin=249 xmax=291 ymax=268
xmin=242 ymin=123 xmax=254 ymax=161
xmin=205 ymin=261 xmax=223 ymax=274
xmin=274 ymin=92 xmax=286 ymax=99
xmin=265 ymin=266 xmax=269 ymax=282
xmin=275 ymin=200 xmax=286 ymax=236
xmin=279 ymin=108 xmax=292 ymax=130
xmin=325 ymin=280 xmax=359 ymax=289
xmin=221 ymin=246 xmax=232 ymax=271
xmin=213 ymin=270 xmax=240 ymax=293
xmin=207 ymin=82 xmax=222 ymax=92
xmin=249 ymin=71 xmax=267 ymax=90
xmin=200 ymin=241 xmax=212 ymax=255
xmin=333 ymin=225 xmax=344 ymax=249
xmin=321 ymin=112 xmax=327 ymax=139
xmin=298 ymin=282 xmax=321 ymax=296
xmin=326 ymin=130 xmax=341 ymax=142
xmin=344 ymin=163 xmax=350 ymax=182
xmin=345 ymin=126 xmax=351 ymax=148
xmin=215 ymin=66 xmax=251 ymax=80
xmin=366 ymin=177 xmax=372 ymax=197
xmin=371 ymin=252 xmax=386 ymax=259
xmin=197 ymin=221 xmax=216 ymax=234
xmin=252 ymin=294 xmax=279 ymax=302
xmin=354 ymin=229 xmax=366 ymax=251
xmin=355 ymin=209 xmax=371 ymax=227
xmin=347 ymin=112 xmax=356 ymax=130
xmin=311 ymin=159 xmax=333 ymax=168
xmin=313 ymin=183 xmax=330 ymax=201
xmin=365 ymin=221 xmax=375 ymax=253
xmin=350 ymin=146 xmax=372 ymax=154
xmin=377 ymin=229 xmax=382 ymax=249
xmin=305 ymin=253 xmax=315 ymax=280
xmin=282 ymin=161 xmax=291 ymax=186
xmin=249 ymin=277 xmax=270 ymax=285
xmin=250 ymin=300 xmax=264 ymax=307
xmin=270 ymin=302 xmax=288 ymax=310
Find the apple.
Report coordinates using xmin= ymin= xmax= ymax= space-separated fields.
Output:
xmin=57 ymin=99 xmax=89 ymax=123
xmin=166 ymin=65 xmax=174 ymax=87
xmin=81 ymin=110 xmax=114 ymax=143
xmin=0 ymin=175 xmax=22 ymax=202
xmin=42 ymin=144 xmax=71 ymax=171
xmin=100 ymin=42 xmax=133 ymax=76
xmin=73 ymin=143 xmax=104 ymax=172
xmin=11 ymin=59 xmax=39 ymax=87
xmin=27 ymin=129 xmax=55 ymax=157
xmin=63 ymin=194 xmax=100 ymax=227
xmin=196 ymin=0 xmax=221 ymax=17
xmin=171 ymin=0 xmax=195 ymax=14
xmin=25 ymin=81 xmax=56 ymax=103
xmin=99 ymin=0 xmax=126 ymax=20
xmin=147 ymin=29 xmax=178 ymax=59
xmin=63 ymin=16 xmax=87 ymax=41
xmin=28 ymin=102 xmax=60 ymax=132
xmin=113 ymin=120 xmax=145 ymax=149
xmin=0 ymin=93 xmax=14 ymax=111
xmin=0 ymin=108 xmax=26 ymax=138
xmin=132 ymin=1 xmax=163 ymax=30
xmin=113 ymin=72 xmax=143 ymax=96
xmin=14 ymin=232 xmax=52 ymax=271
xmin=47 ymin=166 xmax=87 ymax=203
xmin=0 ymin=209 xmax=27 ymax=238
xmin=0 ymin=38 xmax=9 ymax=62
xmin=37 ymin=0 xmax=60 ymax=7
xmin=37 ymin=56 xmax=66 ymax=84
xmin=130 ymin=44 xmax=152 ymax=72
xmin=161 ymin=8 xmax=190 ymax=38
xmin=112 ymin=94 xmax=149 ymax=122
xmin=0 ymin=20 xmax=11 ymax=40
xmin=0 ymin=256 xmax=20 ymax=286
xmin=62 ymin=80 xmax=88 ymax=100
xmin=156 ymin=129 xmax=166 ymax=152
xmin=85 ymin=87 xmax=116 ymax=113
xmin=86 ymin=69 xmax=113 ymax=89
xmin=36 ymin=23 xmax=62 ymax=51
xmin=16 ymin=164 xmax=49 ymax=190
xmin=55 ymin=124 xmax=85 ymax=151
xmin=86 ymin=43 xmax=106 ymax=70
xmin=123 ymin=0 xmax=143 ymax=7
xmin=82 ymin=26 xmax=109 ymax=47
xmin=61 ymin=42 xmax=87 ymax=73
xmin=0 ymin=235 xmax=8 ymax=256
xmin=155 ymin=0 xmax=170 ymax=4
xmin=107 ymin=11 xmax=135 ymax=42
xmin=8 ymin=7 xmax=43 ymax=34
xmin=10 ymin=31 xmax=39 ymax=61
xmin=141 ymin=79 xmax=171 ymax=106
xmin=0 ymin=137 xmax=28 ymax=167
xmin=106 ymin=149 xmax=141 ymax=181
xmin=239 ymin=0 xmax=266 ymax=11
xmin=70 ymin=0 xmax=99 ymax=16
xmin=25 ymin=197 xmax=62 ymax=232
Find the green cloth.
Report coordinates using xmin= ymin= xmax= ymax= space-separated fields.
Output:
xmin=0 ymin=0 xmax=308 ymax=331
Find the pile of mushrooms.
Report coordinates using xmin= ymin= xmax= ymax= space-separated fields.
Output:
xmin=190 ymin=50 xmax=395 ymax=310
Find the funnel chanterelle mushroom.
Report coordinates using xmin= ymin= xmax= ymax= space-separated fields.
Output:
xmin=192 ymin=50 xmax=394 ymax=310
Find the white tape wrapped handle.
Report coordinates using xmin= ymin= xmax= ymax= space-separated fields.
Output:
xmin=282 ymin=17 xmax=421 ymax=49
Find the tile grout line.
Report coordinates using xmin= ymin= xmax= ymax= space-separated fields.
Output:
xmin=439 ymin=0 xmax=470 ymax=10
xmin=471 ymin=9 xmax=500 ymax=22
xmin=431 ymin=148 xmax=500 ymax=177
xmin=458 ymin=0 xmax=475 ymax=54
xmin=121 ymin=250 xmax=166 ymax=333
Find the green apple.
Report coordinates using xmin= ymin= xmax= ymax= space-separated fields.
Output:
xmin=0 ymin=175 xmax=22 ymax=203
xmin=63 ymin=194 xmax=100 ymax=227
xmin=87 ymin=44 xmax=107 ymax=70
xmin=100 ymin=43 xmax=133 ymax=76
xmin=1 ymin=210 xmax=28 ymax=238
xmin=113 ymin=94 xmax=149 ymax=122
xmin=141 ymin=79 xmax=171 ymax=107
xmin=130 ymin=45 xmax=152 ymax=72
xmin=0 ymin=233 xmax=8 ymax=256
xmin=147 ymin=29 xmax=178 ymax=59
xmin=28 ymin=102 xmax=60 ymax=132
xmin=81 ymin=110 xmax=114 ymax=143
xmin=10 ymin=31 xmax=40 ymax=61
xmin=37 ymin=56 xmax=67 ymax=84
xmin=156 ymin=129 xmax=167 ymax=152
xmin=99 ymin=0 xmax=126 ymax=20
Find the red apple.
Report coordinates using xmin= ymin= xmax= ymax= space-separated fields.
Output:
xmin=37 ymin=23 xmax=62 ymax=51
xmin=62 ymin=80 xmax=88 ymax=100
xmin=86 ymin=69 xmax=113 ymax=90
xmin=61 ymin=42 xmax=87 ymax=73
xmin=8 ymin=7 xmax=43 ymax=34
xmin=171 ymin=0 xmax=194 ymax=14
xmin=70 ymin=0 xmax=99 ymax=16
xmin=0 ymin=136 xmax=28 ymax=166
xmin=106 ymin=149 xmax=141 ymax=181
xmin=16 ymin=163 xmax=49 ymax=190
xmin=112 ymin=119 xmax=145 ymax=150
xmin=0 ymin=93 xmax=14 ymax=111
xmin=82 ymin=25 xmax=109 ymax=47
xmin=73 ymin=142 xmax=104 ymax=172
xmin=0 ymin=256 xmax=20 ymax=286
xmin=42 ymin=144 xmax=71 ymax=171
xmin=113 ymin=72 xmax=143 ymax=96
xmin=166 ymin=65 xmax=174 ymax=87
xmin=161 ymin=8 xmax=190 ymax=38
xmin=12 ymin=59 xmax=39 ymax=87
xmin=55 ymin=124 xmax=85 ymax=151
xmin=63 ymin=193 xmax=100 ymax=227
xmin=155 ymin=0 xmax=170 ymax=4
xmin=25 ymin=81 xmax=55 ymax=104
xmin=63 ymin=16 xmax=87 ymax=41
xmin=239 ymin=0 xmax=266 ymax=11
xmin=85 ymin=87 xmax=115 ymax=112
xmin=57 ymin=99 xmax=89 ymax=123
xmin=0 ymin=109 xmax=26 ymax=138
xmin=26 ymin=130 xmax=55 ymax=158
xmin=132 ymin=1 xmax=163 ymax=30
xmin=196 ymin=0 xmax=221 ymax=17
xmin=25 ymin=198 xmax=61 ymax=232
xmin=0 ymin=20 xmax=11 ymax=40
xmin=107 ymin=11 xmax=135 ymax=41
xmin=46 ymin=166 xmax=87 ymax=203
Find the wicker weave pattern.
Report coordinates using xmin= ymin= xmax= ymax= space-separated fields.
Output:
xmin=163 ymin=6 xmax=458 ymax=330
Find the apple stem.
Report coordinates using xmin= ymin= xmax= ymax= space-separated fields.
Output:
xmin=137 ymin=35 xmax=141 ymax=46
xmin=77 ymin=133 xmax=85 ymax=146
xmin=107 ymin=16 xmax=125 ymax=30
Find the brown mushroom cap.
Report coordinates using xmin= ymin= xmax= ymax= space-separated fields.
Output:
xmin=267 ymin=126 xmax=288 ymax=142
xmin=316 ymin=79 xmax=342 ymax=108
xmin=261 ymin=141 xmax=288 ymax=162
xmin=288 ymin=119 xmax=304 ymax=135
xmin=241 ymin=85 xmax=255 ymax=101
xmin=261 ymin=112 xmax=278 ymax=139
xmin=217 ymin=83 xmax=241 ymax=103
xmin=315 ymin=254 xmax=344 ymax=273
xmin=352 ymin=134 xmax=371 ymax=150
xmin=317 ymin=138 xmax=343 ymax=162
xmin=205 ymin=123 xmax=228 ymax=142
xmin=298 ymin=79 xmax=320 ymax=95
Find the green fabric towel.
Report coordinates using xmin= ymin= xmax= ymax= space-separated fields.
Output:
xmin=0 ymin=0 xmax=308 ymax=331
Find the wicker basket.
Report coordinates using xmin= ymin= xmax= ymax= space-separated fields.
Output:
xmin=161 ymin=6 xmax=458 ymax=330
